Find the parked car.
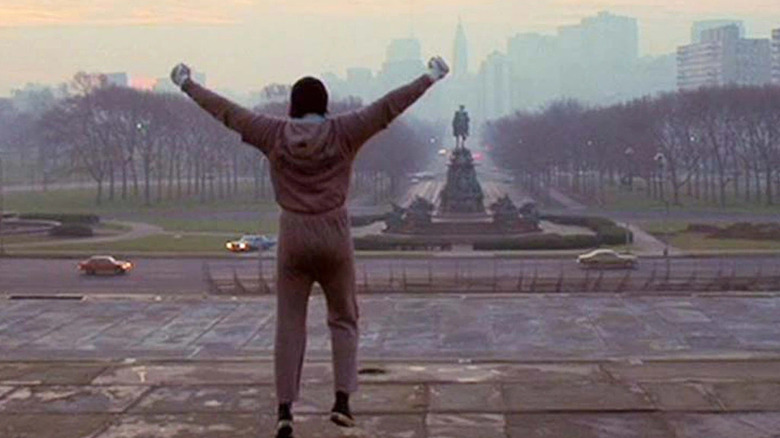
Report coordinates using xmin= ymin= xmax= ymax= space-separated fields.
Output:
xmin=78 ymin=255 xmax=133 ymax=275
xmin=225 ymin=234 xmax=277 ymax=252
xmin=577 ymin=249 xmax=637 ymax=269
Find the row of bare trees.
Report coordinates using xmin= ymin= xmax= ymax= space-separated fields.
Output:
xmin=484 ymin=85 xmax=780 ymax=208
xmin=0 ymin=74 xmax=440 ymax=206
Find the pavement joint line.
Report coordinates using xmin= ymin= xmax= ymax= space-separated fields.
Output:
xmin=6 ymin=290 xmax=780 ymax=302
xmin=5 ymin=357 xmax=780 ymax=367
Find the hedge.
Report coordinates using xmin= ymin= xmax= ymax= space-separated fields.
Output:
xmin=49 ymin=223 xmax=94 ymax=237
xmin=350 ymin=213 xmax=388 ymax=227
xmin=353 ymin=235 xmax=451 ymax=251
xmin=21 ymin=213 xmax=100 ymax=225
xmin=473 ymin=233 xmax=598 ymax=250
xmin=540 ymin=214 xmax=632 ymax=245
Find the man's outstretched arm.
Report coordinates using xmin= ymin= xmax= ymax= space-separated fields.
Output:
xmin=340 ymin=56 xmax=449 ymax=154
xmin=171 ymin=63 xmax=279 ymax=155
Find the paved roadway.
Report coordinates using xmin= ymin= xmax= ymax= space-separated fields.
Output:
xmin=2 ymin=255 xmax=780 ymax=296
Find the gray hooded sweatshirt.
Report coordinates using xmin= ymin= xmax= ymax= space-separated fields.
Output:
xmin=182 ymin=75 xmax=434 ymax=214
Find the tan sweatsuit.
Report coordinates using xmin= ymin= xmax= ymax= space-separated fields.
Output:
xmin=183 ymin=74 xmax=434 ymax=403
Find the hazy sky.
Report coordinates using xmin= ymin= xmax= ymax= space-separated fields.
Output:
xmin=1 ymin=0 xmax=779 ymax=96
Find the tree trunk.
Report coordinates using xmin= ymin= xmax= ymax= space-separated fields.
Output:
xmin=95 ymin=179 xmax=103 ymax=205
xmin=108 ymin=162 xmax=115 ymax=201
xmin=121 ymin=159 xmax=128 ymax=200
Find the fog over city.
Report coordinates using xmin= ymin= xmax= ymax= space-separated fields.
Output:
xmin=4 ymin=4 xmax=780 ymax=436
xmin=3 ymin=0 xmax=780 ymax=120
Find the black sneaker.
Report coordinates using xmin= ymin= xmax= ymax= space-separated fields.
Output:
xmin=330 ymin=410 xmax=355 ymax=428
xmin=275 ymin=419 xmax=293 ymax=438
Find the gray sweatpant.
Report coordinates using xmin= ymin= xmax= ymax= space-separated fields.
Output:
xmin=274 ymin=206 xmax=359 ymax=403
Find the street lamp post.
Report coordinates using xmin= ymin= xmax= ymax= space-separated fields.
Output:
xmin=0 ymin=155 xmax=4 ymax=256
xmin=655 ymin=152 xmax=670 ymax=278
xmin=624 ymin=147 xmax=635 ymax=191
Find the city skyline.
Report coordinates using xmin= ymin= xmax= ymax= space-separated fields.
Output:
xmin=1 ymin=1 xmax=779 ymax=96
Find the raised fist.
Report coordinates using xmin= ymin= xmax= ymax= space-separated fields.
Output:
xmin=170 ymin=63 xmax=192 ymax=88
xmin=427 ymin=56 xmax=450 ymax=81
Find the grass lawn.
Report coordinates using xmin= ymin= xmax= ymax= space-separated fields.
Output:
xmin=4 ymin=187 xmax=278 ymax=215
xmin=149 ymin=218 xmax=279 ymax=234
xmin=13 ymin=233 xmax=233 ymax=254
xmin=669 ymin=233 xmax=780 ymax=251
xmin=634 ymin=220 xmax=707 ymax=235
xmin=589 ymin=184 xmax=780 ymax=215
xmin=4 ymin=188 xmax=280 ymax=234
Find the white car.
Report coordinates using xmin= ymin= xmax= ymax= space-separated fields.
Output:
xmin=577 ymin=249 xmax=637 ymax=269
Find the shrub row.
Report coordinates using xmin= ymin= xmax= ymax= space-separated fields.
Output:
xmin=20 ymin=213 xmax=100 ymax=225
xmin=353 ymin=235 xmax=451 ymax=251
xmin=49 ymin=223 xmax=94 ymax=237
xmin=350 ymin=213 xmax=388 ymax=228
xmin=540 ymin=214 xmax=633 ymax=245
xmin=473 ymin=234 xmax=598 ymax=250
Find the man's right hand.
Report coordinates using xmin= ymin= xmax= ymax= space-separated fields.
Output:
xmin=170 ymin=63 xmax=192 ymax=88
xmin=427 ymin=56 xmax=450 ymax=81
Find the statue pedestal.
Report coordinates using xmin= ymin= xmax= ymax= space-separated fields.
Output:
xmin=438 ymin=147 xmax=486 ymax=216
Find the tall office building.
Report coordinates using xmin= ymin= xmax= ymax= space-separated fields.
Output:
xmin=772 ymin=28 xmax=780 ymax=85
xmin=506 ymin=33 xmax=560 ymax=110
xmin=691 ymin=20 xmax=744 ymax=43
xmin=379 ymin=38 xmax=425 ymax=87
xmin=103 ymin=72 xmax=129 ymax=87
xmin=557 ymin=11 xmax=639 ymax=103
xmin=478 ymin=51 xmax=512 ymax=121
xmin=677 ymin=25 xmax=771 ymax=90
xmin=453 ymin=19 xmax=469 ymax=77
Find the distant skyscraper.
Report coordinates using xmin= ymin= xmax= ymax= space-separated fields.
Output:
xmin=691 ymin=20 xmax=744 ymax=43
xmin=677 ymin=25 xmax=771 ymax=90
xmin=380 ymin=38 xmax=424 ymax=86
xmin=103 ymin=72 xmax=129 ymax=87
xmin=773 ymin=29 xmax=780 ymax=85
xmin=557 ymin=11 xmax=638 ymax=103
xmin=507 ymin=33 xmax=560 ymax=109
xmin=478 ymin=51 xmax=511 ymax=120
xmin=453 ymin=19 xmax=469 ymax=77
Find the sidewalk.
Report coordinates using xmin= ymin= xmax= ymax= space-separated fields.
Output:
xmin=2 ymin=293 xmax=780 ymax=437
xmin=2 ymin=359 xmax=780 ymax=437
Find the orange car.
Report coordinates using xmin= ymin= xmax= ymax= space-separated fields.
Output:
xmin=78 ymin=255 xmax=133 ymax=275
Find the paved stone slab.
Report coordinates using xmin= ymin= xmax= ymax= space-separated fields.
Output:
xmin=193 ymin=302 xmax=274 ymax=348
xmin=429 ymin=383 xmax=504 ymax=412
xmin=639 ymin=382 xmax=721 ymax=411
xmin=26 ymin=302 xmax=144 ymax=349
xmin=0 ymin=303 xmax=88 ymax=349
xmin=0 ymin=385 xmax=148 ymax=413
xmin=94 ymin=413 xmax=268 ymax=438
xmin=503 ymin=380 xmax=653 ymax=412
xmin=604 ymin=360 xmax=780 ymax=383
xmin=0 ymin=413 xmax=112 ymax=438
xmin=135 ymin=303 xmax=238 ymax=349
xmin=0 ymin=385 xmax=14 ymax=399
xmin=427 ymin=413 xmax=505 ymax=438
xmin=296 ymin=384 xmax=428 ymax=414
xmin=666 ymin=413 xmax=780 ymax=438
xmin=4 ymin=295 xmax=780 ymax=361
xmin=130 ymin=385 xmax=273 ymax=414
xmin=712 ymin=382 xmax=780 ymax=411
xmin=0 ymin=363 xmax=107 ymax=385
xmin=88 ymin=303 xmax=187 ymax=349
xmin=93 ymin=363 xmax=275 ymax=385
xmin=295 ymin=414 xmax=425 ymax=438
xmin=506 ymin=413 xmax=674 ymax=438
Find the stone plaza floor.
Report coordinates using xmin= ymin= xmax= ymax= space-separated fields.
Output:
xmin=1 ymin=292 xmax=780 ymax=437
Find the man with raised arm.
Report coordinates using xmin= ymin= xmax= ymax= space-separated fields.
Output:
xmin=171 ymin=57 xmax=449 ymax=438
